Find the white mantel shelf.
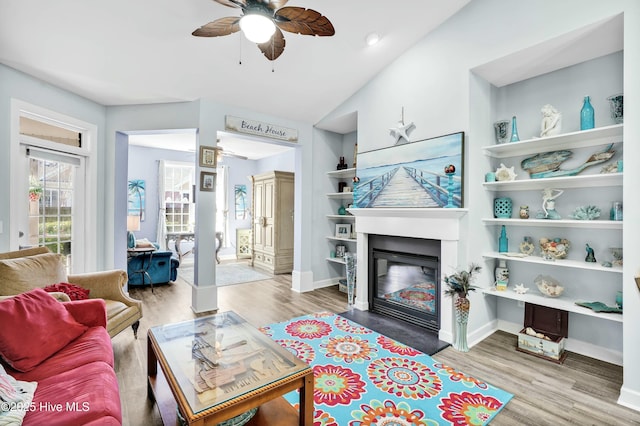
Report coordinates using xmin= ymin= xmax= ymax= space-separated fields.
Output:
xmin=347 ymin=208 xmax=468 ymax=219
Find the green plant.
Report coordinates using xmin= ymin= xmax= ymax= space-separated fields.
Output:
xmin=443 ymin=263 xmax=482 ymax=298
xmin=29 ymin=182 xmax=43 ymax=201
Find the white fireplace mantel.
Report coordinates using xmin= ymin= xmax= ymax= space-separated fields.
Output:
xmin=348 ymin=207 xmax=468 ymax=241
xmin=347 ymin=207 xmax=468 ymax=219
xmin=348 ymin=207 xmax=468 ymax=344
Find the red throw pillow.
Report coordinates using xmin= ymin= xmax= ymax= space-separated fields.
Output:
xmin=0 ymin=288 xmax=88 ymax=372
xmin=44 ymin=282 xmax=90 ymax=300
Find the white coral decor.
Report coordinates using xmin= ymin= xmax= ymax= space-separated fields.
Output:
xmin=495 ymin=163 xmax=517 ymax=181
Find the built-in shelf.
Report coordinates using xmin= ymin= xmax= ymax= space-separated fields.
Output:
xmin=482 ymin=218 xmax=622 ymax=230
xmin=326 ymin=236 xmax=357 ymax=243
xmin=326 ymin=192 xmax=354 ymax=199
xmin=326 ymin=166 xmax=357 ymax=272
xmin=483 ymin=173 xmax=622 ymax=191
xmin=482 ymin=252 xmax=623 ymax=274
xmin=482 ymin=124 xmax=623 ymax=158
xmin=326 ymin=214 xmax=355 ymax=220
xmin=327 ymin=168 xmax=356 ymax=178
xmin=481 ymin=288 xmax=623 ymax=323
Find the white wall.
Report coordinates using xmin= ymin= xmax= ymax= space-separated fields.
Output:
xmin=317 ymin=0 xmax=640 ymax=411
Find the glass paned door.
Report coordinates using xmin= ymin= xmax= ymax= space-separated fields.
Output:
xmin=27 ymin=150 xmax=83 ymax=273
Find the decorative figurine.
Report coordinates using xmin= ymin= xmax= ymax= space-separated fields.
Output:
xmin=536 ymin=188 xmax=563 ymax=219
xmin=540 ymin=104 xmax=562 ymax=137
xmin=585 ymin=244 xmax=597 ymax=262
xmin=389 ymin=107 xmax=415 ymax=144
xmin=521 ymin=144 xmax=615 ymax=179
xmin=519 ymin=205 xmax=529 ymax=219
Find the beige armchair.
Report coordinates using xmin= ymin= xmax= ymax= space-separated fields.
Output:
xmin=0 ymin=247 xmax=142 ymax=338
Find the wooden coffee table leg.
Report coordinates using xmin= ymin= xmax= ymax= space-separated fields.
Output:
xmin=147 ymin=336 xmax=158 ymax=400
xmin=299 ymin=371 xmax=314 ymax=426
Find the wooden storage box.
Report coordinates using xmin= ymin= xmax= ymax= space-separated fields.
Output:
xmin=516 ymin=303 xmax=568 ymax=364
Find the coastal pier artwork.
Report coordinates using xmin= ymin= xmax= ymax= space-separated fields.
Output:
xmin=354 ymin=166 xmax=461 ymax=207
xmin=353 ymin=132 xmax=464 ymax=208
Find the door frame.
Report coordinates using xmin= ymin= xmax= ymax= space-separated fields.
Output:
xmin=10 ymin=99 xmax=98 ymax=272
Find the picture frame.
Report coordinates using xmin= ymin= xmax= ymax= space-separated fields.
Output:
xmin=127 ymin=179 xmax=145 ymax=221
xmin=335 ymin=223 xmax=352 ymax=239
xmin=199 ymin=145 xmax=218 ymax=168
xmin=335 ymin=244 xmax=346 ymax=258
xmin=354 ymin=132 xmax=464 ymax=208
xmin=200 ymin=171 xmax=216 ymax=192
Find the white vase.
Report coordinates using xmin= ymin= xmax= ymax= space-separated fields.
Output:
xmin=495 ymin=260 xmax=509 ymax=291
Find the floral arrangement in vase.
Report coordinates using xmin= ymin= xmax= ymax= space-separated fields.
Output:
xmin=444 ymin=263 xmax=482 ymax=298
xmin=443 ymin=263 xmax=482 ymax=352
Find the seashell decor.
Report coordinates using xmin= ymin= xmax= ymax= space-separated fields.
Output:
xmin=539 ymin=237 xmax=570 ymax=259
xmin=569 ymin=205 xmax=601 ymax=220
xmin=535 ymin=275 xmax=564 ymax=298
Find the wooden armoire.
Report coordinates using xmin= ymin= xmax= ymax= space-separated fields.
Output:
xmin=250 ymin=171 xmax=294 ymax=274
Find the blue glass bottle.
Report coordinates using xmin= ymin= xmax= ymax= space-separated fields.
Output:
xmin=580 ymin=96 xmax=594 ymax=130
xmin=498 ymin=225 xmax=509 ymax=253
xmin=509 ymin=116 xmax=520 ymax=142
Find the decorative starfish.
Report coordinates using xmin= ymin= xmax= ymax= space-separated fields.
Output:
xmin=389 ymin=107 xmax=416 ymax=144
xmin=514 ymin=283 xmax=529 ymax=294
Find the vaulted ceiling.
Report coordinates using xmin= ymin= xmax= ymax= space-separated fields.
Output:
xmin=0 ymin=0 xmax=469 ymax=126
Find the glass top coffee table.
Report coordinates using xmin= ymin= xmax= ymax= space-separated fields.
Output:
xmin=148 ymin=311 xmax=314 ymax=425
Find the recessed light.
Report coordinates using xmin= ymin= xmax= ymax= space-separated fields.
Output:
xmin=365 ymin=32 xmax=380 ymax=46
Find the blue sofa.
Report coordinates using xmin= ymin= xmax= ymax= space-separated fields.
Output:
xmin=127 ymin=250 xmax=179 ymax=286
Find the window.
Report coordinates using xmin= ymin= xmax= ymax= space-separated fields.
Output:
xmin=164 ymin=163 xmax=195 ymax=233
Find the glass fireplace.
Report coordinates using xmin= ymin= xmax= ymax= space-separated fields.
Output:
xmin=368 ymin=235 xmax=440 ymax=332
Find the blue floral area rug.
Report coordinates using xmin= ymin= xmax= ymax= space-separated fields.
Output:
xmin=261 ymin=312 xmax=512 ymax=425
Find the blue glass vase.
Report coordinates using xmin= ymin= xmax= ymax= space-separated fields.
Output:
xmin=580 ymin=96 xmax=594 ymax=130
xmin=509 ymin=116 xmax=520 ymax=142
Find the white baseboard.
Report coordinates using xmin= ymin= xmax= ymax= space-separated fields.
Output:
xmin=618 ymin=386 xmax=640 ymax=413
xmin=468 ymin=318 xmax=499 ymax=349
xmin=292 ymin=270 xmax=314 ymax=293
xmin=190 ymin=284 xmax=218 ymax=313
xmin=314 ymin=277 xmax=341 ymax=289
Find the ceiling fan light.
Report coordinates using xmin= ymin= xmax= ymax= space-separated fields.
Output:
xmin=239 ymin=14 xmax=276 ymax=44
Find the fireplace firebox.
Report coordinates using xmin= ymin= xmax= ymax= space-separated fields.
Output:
xmin=368 ymin=235 xmax=441 ymax=332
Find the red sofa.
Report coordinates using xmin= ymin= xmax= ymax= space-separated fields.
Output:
xmin=0 ymin=289 xmax=122 ymax=425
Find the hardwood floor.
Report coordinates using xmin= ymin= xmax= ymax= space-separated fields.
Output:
xmin=113 ymin=271 xmax=640 ymax=425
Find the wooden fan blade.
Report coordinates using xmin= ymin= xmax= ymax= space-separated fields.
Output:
xmin=262 ymin=0 xmax=288 ymax=11
xmin=192 ymin=17 xmax=240 ymax=37
xmin=257 ymin=27 xmax=286 ymax=61
xmin=213 ymin=0 xmax=246 ymax=8
xmin=275 ymin=7 xmax=335 ymax=36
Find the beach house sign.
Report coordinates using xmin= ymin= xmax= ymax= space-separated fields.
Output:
xmin=225 ymin=116 xmax=298 ymax=143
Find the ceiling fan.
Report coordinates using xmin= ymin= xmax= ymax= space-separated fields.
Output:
xmin=192 ymin=0 xmax=335 ymax=61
